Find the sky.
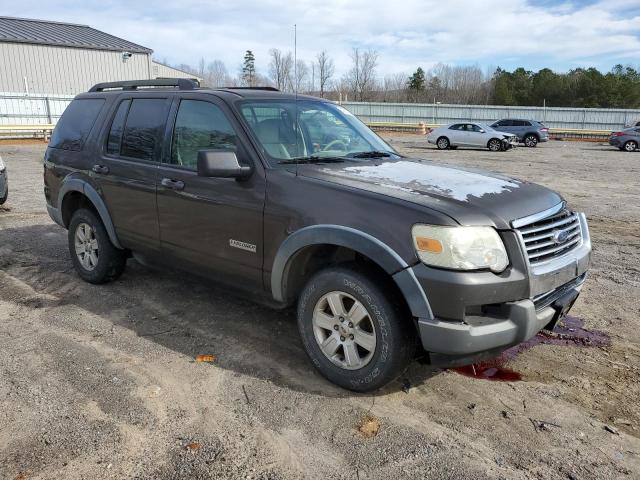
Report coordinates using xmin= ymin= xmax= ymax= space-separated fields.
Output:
xmin=1 ymin=0 xmax=639 ymax=77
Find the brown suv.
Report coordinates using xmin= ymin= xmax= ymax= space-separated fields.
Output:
xmin=44 ymin=79 xmax=591 ymax=391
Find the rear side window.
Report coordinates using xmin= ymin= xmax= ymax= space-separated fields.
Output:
xmin=106 ymin=100 xmax=131 ymax=155
xmin=50 ymin=98 xmax=105 ymax=151
xmin=120 ymin=99 xmax=167 ymax=161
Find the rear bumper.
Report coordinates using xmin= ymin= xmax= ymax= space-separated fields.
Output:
xmin=47 ymin=204 xmax=64 ymax=227
xmin=609 ymin=138 xmax=622 ymax=146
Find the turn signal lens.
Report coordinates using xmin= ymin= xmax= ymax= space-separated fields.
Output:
xmin=415 ymin=237 xmax=443 ymax=253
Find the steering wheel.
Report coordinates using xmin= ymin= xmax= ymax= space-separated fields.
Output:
xmin=323 ymin=139 xmax=348 ymax=151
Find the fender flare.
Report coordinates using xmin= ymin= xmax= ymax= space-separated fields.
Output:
xmin=271 ymin=225 xmax=433 ymax=320
xmin=58 ymin=178 xmax=123 ymax=249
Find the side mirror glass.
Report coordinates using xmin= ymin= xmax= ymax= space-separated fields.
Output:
xmin=197 ymin=150 xmax=252 ymax=179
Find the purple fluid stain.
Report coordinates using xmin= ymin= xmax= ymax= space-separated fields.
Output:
xmin=452 ymin=316 xmax=610 ymax=381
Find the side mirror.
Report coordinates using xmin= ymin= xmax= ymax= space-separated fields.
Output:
xmin=197 ymin=150 xmax=252 ymax=179
xmin=479 ymin=129 xmax=485 ymax=133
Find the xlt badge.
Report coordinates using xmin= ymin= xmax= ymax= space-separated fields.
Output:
xmin=229 ymin=239 xmax=257 ymax=253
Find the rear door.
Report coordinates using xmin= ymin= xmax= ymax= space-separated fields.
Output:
xmin=93 ymin=95 xmax=171 ymax=253
xmin=447 ymin=124 xmax=467 ymax=145
xmin=156 ymin=94 xmax=266 ymax=292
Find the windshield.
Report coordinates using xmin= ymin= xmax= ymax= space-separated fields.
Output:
xmin=238 ymin=100 xmax=398 ymax=165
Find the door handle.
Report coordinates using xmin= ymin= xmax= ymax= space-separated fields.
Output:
xmin=161 ymin=178 xmax=185 ymax=191
xmin=92 ymin=164 xmax=109 ymax=174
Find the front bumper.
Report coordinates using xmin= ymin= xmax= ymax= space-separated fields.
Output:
xmin=412 ymin=214 xmax=591 ymax=356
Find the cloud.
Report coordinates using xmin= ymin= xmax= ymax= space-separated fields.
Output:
xmin=4 ymin=0 xmax=640 ymax=76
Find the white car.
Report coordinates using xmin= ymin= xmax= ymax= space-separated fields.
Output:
xmin=427 ymin=122 xmax=517 ymax=152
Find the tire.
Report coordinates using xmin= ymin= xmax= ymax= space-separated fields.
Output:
xmin=0 ymin=190 xmax=6 ymax=205
xmin=297 ymin=265 xmax=416 ymax=392
xmin=623 ymin=140 xmax=637 ymax=152
xmin=488 ymin=138 xmax=502 ymax=152
xmin=436 ymin=137 xmax=450 ymax=150
xmin=524 ymin=134 xmax=538 ymax=147
xmin=68 ymin=208 xmax=126 ymax=284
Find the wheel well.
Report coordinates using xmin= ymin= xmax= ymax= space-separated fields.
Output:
xmin=61 ymin=191 xmax=97 ymax=227
xmin=282 ymin=244 xmax=411 ymax=316
xmin=525 ymin=132 xmax=539 ymax=140
xmin=487 ymin=137 xmax=501 ymax=147
xmin=437 ymin=136 xmax=448 ymax=143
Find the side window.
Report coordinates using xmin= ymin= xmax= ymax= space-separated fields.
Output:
xmin=521 ymin=120 xmax=532 ymax=126
xmin=121 ymin=99 xmax=167 ymax=161
xmin=449 ymin=124 xmax=463 ymax=130
xmin=106 ymin=99 xmax=131 ymax=155
xmin=50 ymin=98 xmax=105 ymax=151
xmin=171 ymin=100 xmax=238 ymax=169
xmin=470 ymin=124 xmax=483 ymax=132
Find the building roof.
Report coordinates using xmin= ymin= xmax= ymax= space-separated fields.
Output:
xmin=0 ymin=16 xmax=152 ymax=54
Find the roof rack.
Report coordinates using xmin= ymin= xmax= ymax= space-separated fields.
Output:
xmin=224 ymin=86 xmax=280 ymax=91
xmin=89 ymin=79 xmax=199 ymax=92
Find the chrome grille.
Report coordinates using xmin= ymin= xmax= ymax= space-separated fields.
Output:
xmin=517 ymin=208 xmax=582 ymax=265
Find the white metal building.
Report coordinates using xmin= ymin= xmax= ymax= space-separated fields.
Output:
xmin=0 ymin=16 xmax=201 ymax=96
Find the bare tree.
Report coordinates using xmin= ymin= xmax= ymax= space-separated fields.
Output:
xmin=316 ymin=50 xmax=335 ymax=98
xmin=268 ymin=49 xmax=294 ymax=91
xmin=383 ymin=73 xmax=407 ymax=102
xmin=345 ymin=48 xmax=379 ymax=101
xmin=205 ymin=60 xmax=231 ymax=88
xmin=294 ymin=59 xmax=309 ymax=93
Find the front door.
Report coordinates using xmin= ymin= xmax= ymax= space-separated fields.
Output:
xmin=156 ymin=95 xmax=266 ymax=292
xmin=92 ymin=95 xmax=172 ymax=253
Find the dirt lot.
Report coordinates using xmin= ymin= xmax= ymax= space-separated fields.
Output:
xmin=1 ymin=139 xmax=639 ymax=480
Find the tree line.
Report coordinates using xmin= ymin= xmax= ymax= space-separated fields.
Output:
xmin=165 ymin=50 xmax=640 ymax=108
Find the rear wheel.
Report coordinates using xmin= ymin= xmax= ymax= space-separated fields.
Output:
xmin=436 ymin=137 xmax=450 ymax=150
xmin=297 ymin=265 xmax=416 ymax=392
xmin=623 ymin=140 xmax=638 ymax=152
xmin=524 ymin=134 xmax=538 ymax=147
xmin=488 ymin=138 xmax=502 ymax=152
xmin=0 ymin=190 xmax=6 ymax=205
xmin=68 ymin=208 xmax=127 ymax=284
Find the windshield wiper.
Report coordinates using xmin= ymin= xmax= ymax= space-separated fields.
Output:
xmin=349 ymin=151 xmax=393 ymax=158
xmin=278 ymin=155 xmax=345 ymax=165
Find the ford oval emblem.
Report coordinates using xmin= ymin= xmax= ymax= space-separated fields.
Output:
xmin=552 ymin=228 xmax=571 ymax=244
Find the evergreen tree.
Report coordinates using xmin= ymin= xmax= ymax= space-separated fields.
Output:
xmin=407 ymin=67 xmax=426 ymax=92
xmin=242 ymin=50 xmax=256 ymax=86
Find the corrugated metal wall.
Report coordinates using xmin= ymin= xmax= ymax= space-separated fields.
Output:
xmin=342 ymin=102 xmax=640 ymax=131
xmin=151 ymin=61 xmax=201 ymax=81
xmin=0 ymin=42 xmax=151 ymax=95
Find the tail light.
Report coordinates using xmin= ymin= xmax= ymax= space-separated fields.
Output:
xmin=540 ymin=128 xmax=549 ymax=132
xmin=612 ymin=132 xmax=625 ymax=136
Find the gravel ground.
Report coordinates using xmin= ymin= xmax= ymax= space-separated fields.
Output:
xmin=1 ymin=139 xmax=639 ymax=479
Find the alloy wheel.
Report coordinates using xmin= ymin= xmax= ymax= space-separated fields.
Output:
xmin=312 ymin=291 xmax=377 ymax=370
xmin=74 ymin=222 xmax=99 ymax=271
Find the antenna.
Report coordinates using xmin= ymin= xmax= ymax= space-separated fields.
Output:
xmin=294 ymin=24 xmax=300 ymax=176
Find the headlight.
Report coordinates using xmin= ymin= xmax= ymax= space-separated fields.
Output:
xmin=412 ymin=224 xmax=509 ymax=273
xmin=0 ymin=157 xmax=5 ymax=172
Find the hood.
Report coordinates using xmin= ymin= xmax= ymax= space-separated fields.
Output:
xmin=298 ymin=158 xmax=563 ymax=229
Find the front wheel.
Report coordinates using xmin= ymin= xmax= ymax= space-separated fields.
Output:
xmin=488 ymin=138 xmax=502 ymax=152
xmin=297 ymin=266 xmax=416 ymax=392
xmin=623 ymin=140 xmax=638 ymax=152
xmin=68 ymin=208 xmax=127 ymax=284
xmin=436 ymin=137 xmax=450 ymax=150
xmin=524 ymin=134 xmax=538 ymax=147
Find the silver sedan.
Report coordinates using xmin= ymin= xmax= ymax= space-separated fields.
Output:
xmin=427 ymin=122 xmax=517 ymax=151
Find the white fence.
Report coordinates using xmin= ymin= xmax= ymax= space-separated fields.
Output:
xmin=341 ymin=102 xmax=640 ymax=131
xmin=2 ymin=93 xmax=640 ymax=132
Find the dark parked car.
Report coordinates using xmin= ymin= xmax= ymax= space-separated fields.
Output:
xmin=44 ymin=79 xmax=591 ymax=391
xmin=609 ymin=128 xmax=639 ymax=152
xmin=0 ymin=155 xmax=7 ymax=205
xmin=490 ymin=119 xmax=549 ymax=147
